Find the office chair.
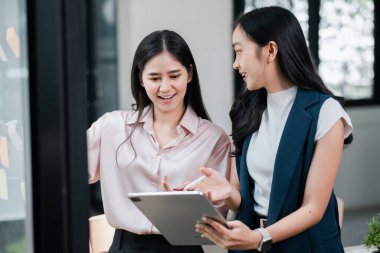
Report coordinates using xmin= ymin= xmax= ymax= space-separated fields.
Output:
xmin=89 ymin=214 xmax=115 ymax=253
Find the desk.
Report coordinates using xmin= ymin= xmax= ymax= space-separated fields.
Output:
xmin=345 ymin=245 xmax=378 ymax=253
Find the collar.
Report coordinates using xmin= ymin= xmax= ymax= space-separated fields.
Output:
xmin=178 ymin=106 xmax=199 ymax=135
xmin=125 ymin=105 xmax=200 ymax=135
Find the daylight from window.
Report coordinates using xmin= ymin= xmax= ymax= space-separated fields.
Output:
xmin=319 ymin=0 xmax=374 ymax=100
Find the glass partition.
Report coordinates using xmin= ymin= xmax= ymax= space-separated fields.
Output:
xmin=0 ymin=0 xmax=33 ymax=252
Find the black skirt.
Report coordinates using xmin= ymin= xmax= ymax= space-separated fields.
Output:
xmin=109 ymin=229 xmax=205 ymax=253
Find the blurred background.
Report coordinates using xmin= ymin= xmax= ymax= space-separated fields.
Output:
xmin=0 ymin=0 xmax=379 ymax=252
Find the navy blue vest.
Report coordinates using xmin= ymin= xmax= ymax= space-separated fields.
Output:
xmin=232 ymin=89 xmax=344 ymax=253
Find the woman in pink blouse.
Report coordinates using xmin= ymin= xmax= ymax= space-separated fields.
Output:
xmin=87 ymin=30 xmax=231 ymax=253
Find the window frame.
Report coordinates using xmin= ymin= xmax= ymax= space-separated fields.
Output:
xmin=27 ymin=0 xmax=89 ymax=252
xmin=234 ymin=0 xmax=380 ymax=107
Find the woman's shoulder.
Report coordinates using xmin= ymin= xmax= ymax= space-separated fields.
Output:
xmin=316 ymin=97 xmax=353 ymax=140
xmin=184 ymin=106 xmax=229 ymax=140
xmin=320 ymin=97 xmax=348 ymax=118
xmin=88 ymin=110 xmax=131 ymax=134
xmin=96 ymin=110 xmax=131 ymax=125
xmin=198 ymin=118 xmax=230 ymax=141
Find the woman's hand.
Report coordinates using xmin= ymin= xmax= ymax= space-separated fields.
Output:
xmin=188 ymin=167 xmax=234 ymax=202
xmin=195 ymin=217 xmax=260 ymax=250
xmin=162 ymin=176 xmax=172 ymax=191
xmin=162 ymin=176 xmax=189 ymax=191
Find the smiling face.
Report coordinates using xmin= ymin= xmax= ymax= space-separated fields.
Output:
xmin=141 ymin=50 xmax=192 ymax=115
xmin=232 ymin=25 xmax=267 ymax=91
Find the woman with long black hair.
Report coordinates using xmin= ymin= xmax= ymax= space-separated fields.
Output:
xmin=87 ymin=30 xmax=231 ymax=253
xmin=193 ymin=6 xmax=353 ymax=253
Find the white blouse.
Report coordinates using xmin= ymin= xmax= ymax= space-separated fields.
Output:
xmin=246 ymin=87 xmax=353 ymax=216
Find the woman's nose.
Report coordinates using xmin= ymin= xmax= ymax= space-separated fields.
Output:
xmin=159 ymin=79 xmax=171 ymax=92
xmin=233 ymin=58 xmax=239 ymax=70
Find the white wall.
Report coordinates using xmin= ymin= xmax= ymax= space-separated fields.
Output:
xmin=117 ymin=0 xmax=233 ymax=134
xmin=335 ymin=106 xmax=380 ymax=210
xmin=116 ymin=0 xmax=380 ymax=212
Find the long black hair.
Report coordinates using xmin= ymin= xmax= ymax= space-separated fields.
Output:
xmin=230 ymin=6 xmax=352 ymax=155
xmin=131 ymin=29 xmax=210 ymax=120
xmin=116 ymin=30 xmax=210 ymax=167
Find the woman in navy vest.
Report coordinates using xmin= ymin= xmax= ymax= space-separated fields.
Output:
xmin=193 ymin=6 xmax=353 ymax=253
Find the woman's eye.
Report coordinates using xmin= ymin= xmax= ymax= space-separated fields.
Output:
xmin=170 ymin=75 xmax=180 ymax=79
xmin=149 ymin=78 xmax=160 ymax=81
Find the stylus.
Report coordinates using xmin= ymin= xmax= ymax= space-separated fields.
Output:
xmin=183 ymin=175 xmax=206 ymax=191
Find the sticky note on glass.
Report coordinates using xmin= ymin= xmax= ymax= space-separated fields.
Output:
xmin=6 ymin=27 xmax=20 ymax=58
xmin=0 ymin=168 xmax=8 ymax=200
xmin=0 ymin=136 xmax=10 ymax=168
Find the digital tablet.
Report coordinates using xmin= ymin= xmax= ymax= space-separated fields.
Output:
xmin=128 ymin=191 xmax=228 ymax=245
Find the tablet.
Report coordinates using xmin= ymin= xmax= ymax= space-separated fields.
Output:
xmin=128 ymin=191 xmax=228 ymax=245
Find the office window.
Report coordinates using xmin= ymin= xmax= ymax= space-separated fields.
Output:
xmin=319 ymin=0 xmax=374 ymax=100
xmin=0 ymin=0 xmax=33 ymax=252
xmin=87 ymin=0 xmax=118 ymax=122
xmin=239 ymin=0 xmax=378 ymax=104
xmin=87 ymin=0 xmax=119 ymax=215
xmin=246 ymin=0 xmax=309 ymax=41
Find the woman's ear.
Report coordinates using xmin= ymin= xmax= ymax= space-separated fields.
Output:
xmin=267 ymin=41 xmax=278 ymax=63
xmin=187 ymin=64 xmax=193 ymax=83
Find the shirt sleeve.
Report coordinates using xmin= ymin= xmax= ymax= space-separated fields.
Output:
xmin=205 ymin=132 xmax=232 ymax=179
xmin=204 ymin=132 xmax=231 ymax=216
xmin=315 ymin=98 xmax=353 ymax=141
xmin=87 ymin=114 xmax=105 ymax=184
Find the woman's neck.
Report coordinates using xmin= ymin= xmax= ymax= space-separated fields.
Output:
xmin=153 ymin=104 xmax=186 ymax=127
xmin=152 ymin=104 xmax=186 ymax=148
xmin=266 ymin=81 xmax=294 ymax=93
xmin=265 ymin=61 xmax=295 ymax=93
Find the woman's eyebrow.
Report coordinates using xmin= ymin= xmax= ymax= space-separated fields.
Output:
xmin=168 ymin=69 xmax=181 ymax=74
xmin=147 ymin=72 xmax=160 ymax=76
xmin=147 ymin=69 xmax=181 ymax=76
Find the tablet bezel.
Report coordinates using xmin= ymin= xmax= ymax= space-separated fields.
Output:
xmin=128 ymin=191 xmax=228 ymax=245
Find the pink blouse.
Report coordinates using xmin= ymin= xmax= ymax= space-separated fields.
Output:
xmin=87 ymin=106 xmax=231 ymax=234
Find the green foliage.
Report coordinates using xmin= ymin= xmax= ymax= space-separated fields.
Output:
xmin=3 ymin=238 xmax=26 ymax=253
xmin=363 ymin=213 xmax=380 ymax=249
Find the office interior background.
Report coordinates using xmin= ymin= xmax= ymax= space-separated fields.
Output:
xmin=0 ymin=0 xmax=379 ymax=252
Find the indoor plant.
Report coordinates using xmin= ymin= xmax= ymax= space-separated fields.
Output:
xmin=363 ymin=212 xmax=380 ymax=252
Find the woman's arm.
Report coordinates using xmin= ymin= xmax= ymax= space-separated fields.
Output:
xmin=225 ymin=158 xmax=242 ymax=211
xmin=201 ymin=157 xmax=241 ymax=211
xmin=196 ymin=119 xmax=345 ymax=250
xmin=87 ymin=115 xmax=105 ymax=184
xmin=266 ymin=118 xmax=344 ymax=243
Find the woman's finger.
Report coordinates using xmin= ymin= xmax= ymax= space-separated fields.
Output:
xmin=200 ymin=166 xmax=213 ymax=177
xmin=203 ymin=217 xmax=231 ymax=234
xmin=196 ymin=224 xmax=225 ymax=247
xmin=183 ymin=181 xmax=190 ymax=188
xmin=226 ymin=220 xmax=244 ymax=229
xmin=161 ymin=176 xmax=172 ymax=191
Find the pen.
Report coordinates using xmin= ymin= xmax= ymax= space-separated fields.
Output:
xmin=183 ymin=175 xmax=206 ymax=191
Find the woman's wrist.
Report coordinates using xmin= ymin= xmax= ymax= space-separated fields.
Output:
xmin=250 ymin=229 xmax=262 ymax=249
xmin=224 ymin=185 xmax=240 ymax=210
